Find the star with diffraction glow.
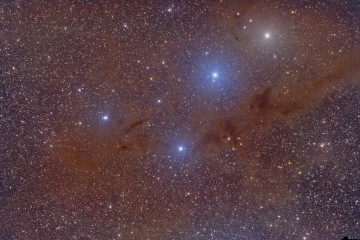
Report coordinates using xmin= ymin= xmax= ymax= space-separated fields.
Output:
xmin=178 ymin=146 xmax=184 ymax=152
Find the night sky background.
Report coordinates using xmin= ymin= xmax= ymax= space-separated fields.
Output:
xmin=1 ymin=1 xmax=360 ymax=239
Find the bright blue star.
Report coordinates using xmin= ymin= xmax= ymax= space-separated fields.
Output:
xmin=212 ymin=72 xmax=218 ymax=78
xmin=178 ymin=146 xmax=184 ymax=152
xmin=102 ymin=115 xmax=109 ymax=121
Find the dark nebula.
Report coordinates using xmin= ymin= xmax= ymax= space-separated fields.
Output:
xmin=1 ymin=1 xmax=360 ymax=239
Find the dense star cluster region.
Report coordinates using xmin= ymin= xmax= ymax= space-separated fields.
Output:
xmin=1 ymin=1 xmax=360 ymax=239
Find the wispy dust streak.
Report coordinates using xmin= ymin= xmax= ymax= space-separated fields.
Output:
xmin=200 ymin=51 xmax=360 ymax=151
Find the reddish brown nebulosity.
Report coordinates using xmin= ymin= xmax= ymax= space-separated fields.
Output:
xmin=1 ymin=1 xmax=360 ymax=239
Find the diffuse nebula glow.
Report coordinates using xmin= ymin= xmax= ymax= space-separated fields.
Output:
xmin=1 ymin=1 xmax=360 ymax=239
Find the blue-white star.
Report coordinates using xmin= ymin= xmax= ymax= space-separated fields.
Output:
xmin=102 ymin=115 xmax=109 ymax=121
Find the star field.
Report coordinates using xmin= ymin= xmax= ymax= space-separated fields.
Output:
xmin=1 ymin=1 xmax=360 ymax=239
